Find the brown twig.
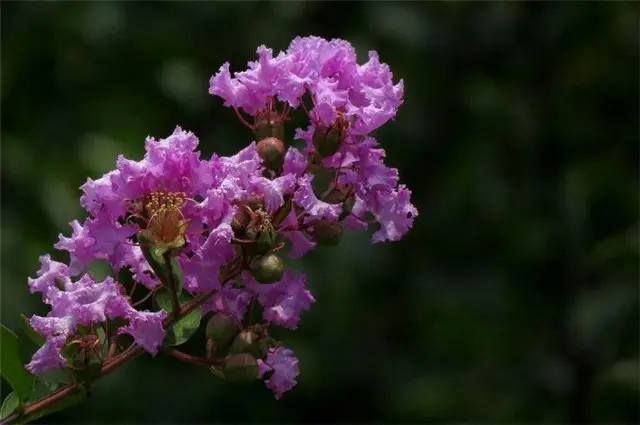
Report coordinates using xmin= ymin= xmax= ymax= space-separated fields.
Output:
xmin=160 ymin=347 xmax=225 ymax=367
xmin=131 ymin=285 xmax=160 ymax=308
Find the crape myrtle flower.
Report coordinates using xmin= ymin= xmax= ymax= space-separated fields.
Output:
xmin=26 ymin=256 xmax=166 ymax=374
xmin=303 ymin=133 xmax=418 ymax=243
xmin=209 ymin=36 xmax=403 ymax=137
xmin=56 ymin=127 xmax=229 ymax=288
xmin=209 ymin=36 xmax=417 ymax=245
xmin=180 ymin=146 xmax=315 ymax=322
xmin=239 ymin=270 xmax=315 ymax=330
xmin=257 ymin=346 xmax=299 ymax=400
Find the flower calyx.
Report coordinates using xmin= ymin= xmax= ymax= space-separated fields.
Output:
xmin=312 ymin=112 xmax=350 ymax=158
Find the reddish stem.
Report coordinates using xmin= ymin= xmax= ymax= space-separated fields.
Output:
xmin=131 ymin=286 xmax=159 ymax=307
xmin=300 ymin=99 xmax=311 ymax=119
xmin=106 ymin=338 xmax=117 ymax=360
xmin=233 ymin=106 xmax=254 ymax=130
xmin=161 ymin=347 xmax=225 ymax=367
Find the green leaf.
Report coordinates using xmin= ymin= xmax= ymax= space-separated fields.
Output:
xmin=20 ymin=315 xmax=44 ymax=348
xmin=1 ymin=392 xmax=20 ymax=420
xmin=154 ymin=289 xmax=201 ymax=346
xmin=96 ymin=326 xmax=109 ymax=358
xmin=205 ymin=313 xmax=241 ymax=350
xmin=0 ymin=325 xmax=35 ymax=402
xmin=139 ymin=236 xmax=183 ymax=294
xmin=96 ymin=327 xmax=106 ymax=344
xmin=171 ymin=258 xmax=184 ymax=295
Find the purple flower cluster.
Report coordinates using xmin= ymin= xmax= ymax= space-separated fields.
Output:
xmin=25 ymin=36 xmax=416 ymax=400
xmin=27 ymin=255 xmax=166 ymax=374
xmin=210 ymin=36 xmax=416 ymax=247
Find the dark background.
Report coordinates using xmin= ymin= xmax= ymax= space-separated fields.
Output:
xmin=1 ymin=1 xmax=638 ymax=423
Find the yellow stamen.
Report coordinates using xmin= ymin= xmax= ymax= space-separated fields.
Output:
xmin=138 ymin=191 xmax=190 ymax=254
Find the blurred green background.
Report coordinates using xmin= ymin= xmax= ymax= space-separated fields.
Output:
xmin=2 ymin=1 xmax=638 ymax=423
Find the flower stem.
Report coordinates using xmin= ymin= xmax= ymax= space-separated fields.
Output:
xmin=160 ymin=347 xmax=225 ymax=367
xmin=163 ymin=253 xmax=181 ymax=321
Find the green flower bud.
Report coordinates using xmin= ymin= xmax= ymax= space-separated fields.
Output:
xmin=311 ymin=220 xmax=343 ymax=246
xmin=253 ymin=228 xmax=277 ymax=256
xmin=256 ymin=137 xmax=285 ymax=171
xmin=229 ymin=328 xmax=267 ymax=359
xmin=223 ymin=353 xmax=259 ymax=384
xmin=205 ymin=313 xmax=241 ymax=350
xmin=249 ymin=253 xmax=284 ymax=284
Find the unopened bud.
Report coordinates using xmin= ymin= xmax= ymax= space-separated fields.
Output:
xmin=229 ymin=329 xmax=267 ymax=359
xmin=257 ymin=137 xmax=285 ymax=171
xmin=205 ymin=313 xmax=241 ymax=349
xmin=249 ymin=253 xmax=284 ymax=284
xmin=223 ymin=353 xmax=259 ymax=384
xmin=253 ymin=228 xmax=277 ymax=256
xmin=313 ymin=125 xmax=342 ymax=158
xmin=311 ymin=220 xmax=343 ymax=246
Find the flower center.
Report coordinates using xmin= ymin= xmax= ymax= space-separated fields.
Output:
xmin=144 ymin=191 xmax=187 ymax=217
xmin=137 ymin=191 xmax=190 ymax=254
